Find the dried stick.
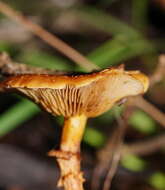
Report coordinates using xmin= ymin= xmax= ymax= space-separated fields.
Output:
xmin=128 ymin=96 xmax=165 ymax=128
xmin=0 ymin=52 xmax=66 ymax=75
xmin=0 ymin=1 xmax=99 ymax=72
xmin=102 ymin=115 xmax=127 ymax=190
xmin=150 ymin=54 xmax=165 ymax=86
xmin=91 ymin=111 xmax=128 ymax=190
xmin=122 ymin=134 xmax=165 ymax=156
xmin=91 ymin=129 xmax=120 ymax=190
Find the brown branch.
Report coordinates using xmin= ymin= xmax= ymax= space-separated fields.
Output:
xmin=122 ymin=134 xmax=165 ymax=156
xmin=91 ymin=113 xmax=128 ymax=190
xmin=91 ymin=129 xmax=118 ymax=190
xmin=102 ymin=115 xmax=127 ymax=190
xmin=128 ymin=96 xmax=165 ymax=128
xmin=0 ymin=1 xmax=99 ymax=72
xmin=0 ymin=52 xmax=66 ymax=75
xmin=150 ymin=54 xmax=165 ymax=86
xmin=103 ymin=147 xmax=121 ymax=190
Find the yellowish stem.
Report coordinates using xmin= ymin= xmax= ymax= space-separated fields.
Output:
xmin=49 ymin=115 xmax=87 ymax=190
xmin=61 ymin=115 xmax=87 ymax=153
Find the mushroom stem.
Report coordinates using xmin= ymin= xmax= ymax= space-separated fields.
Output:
xmin=49 ymin=115 xmax=87 ymax=190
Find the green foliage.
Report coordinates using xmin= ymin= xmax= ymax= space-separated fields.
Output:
xmin=0 ymin=99 xmax=40 ymax=136
xmin=132 ymin=0 xmax=149 ymax=30
xmin=20 ymin=50 xmax=73 ymax=71
xmin=149 ymin=172 xmax=165 ymax=190
xmin=76 ymin=7 xmax=139 ymax=38
xmin=0 ymin=42 xmax=12 ymax=52
xmin=0 ymin=41 xmax=18 ymax=55
xmin=83 ymin=127 xmax=106 ymax=148
xmin=129 ymin=109 xmax=157 ymax=134
xmin=79 ymin=7 xmax=155 ymax=68
xmin=121 ymin=154 xmax=146 ymax=172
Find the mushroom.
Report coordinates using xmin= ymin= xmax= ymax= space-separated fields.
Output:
xmin=0 ymin=65 xmax=149 ymax=190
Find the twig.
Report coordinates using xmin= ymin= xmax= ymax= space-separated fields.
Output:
xmin=91 ymin=129 xmax=120 ymax=190
xmin=0 ymin=52 xmax=66 ymax=75
xmin=122 ymin=133 xmax=165 ymax=156
xmin=103 ymin=148 xmax=121 ymax=190
xmin=150 ymin=54 xmax=165 ymax=86
xmin=102 ymin=115 xmax=127 ymax=190
xmin=128 ymin=96 xmax=165 ymax=128
xmin=0 ymin=1 xmax=99 ymax=72
xmin=91 ymin=112 xmax=128 ymax=190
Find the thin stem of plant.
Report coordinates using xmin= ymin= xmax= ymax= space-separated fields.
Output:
xmin=150 ymin=54 xmax=165 ymax=86
xmin=0 ymin=1 xmax=99 ymax=72
xmin=122 ymin=134 xmax=165 ymax=156
xmin=91 ymin=128 xmax=120 ymax=190
xmin=102 ymin=115 xmax=127 ymax=190
xmin=129 ymin=96 xmax=165 ymax=128
xmin=0 ymin=52 xmax=66 ymax=75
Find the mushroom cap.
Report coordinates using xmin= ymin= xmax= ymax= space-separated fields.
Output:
xmin=0 ymin=66 xmax=149 ymax=117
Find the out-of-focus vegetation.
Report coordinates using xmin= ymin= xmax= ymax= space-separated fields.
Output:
xmin=0 ymin=0 xmax=165 ymax=190
xmin=128 ymin=110 xmax=157 ymax=134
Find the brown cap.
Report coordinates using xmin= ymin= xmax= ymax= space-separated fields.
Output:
xmin=0 ymin=66 xmax=149 ymax=117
